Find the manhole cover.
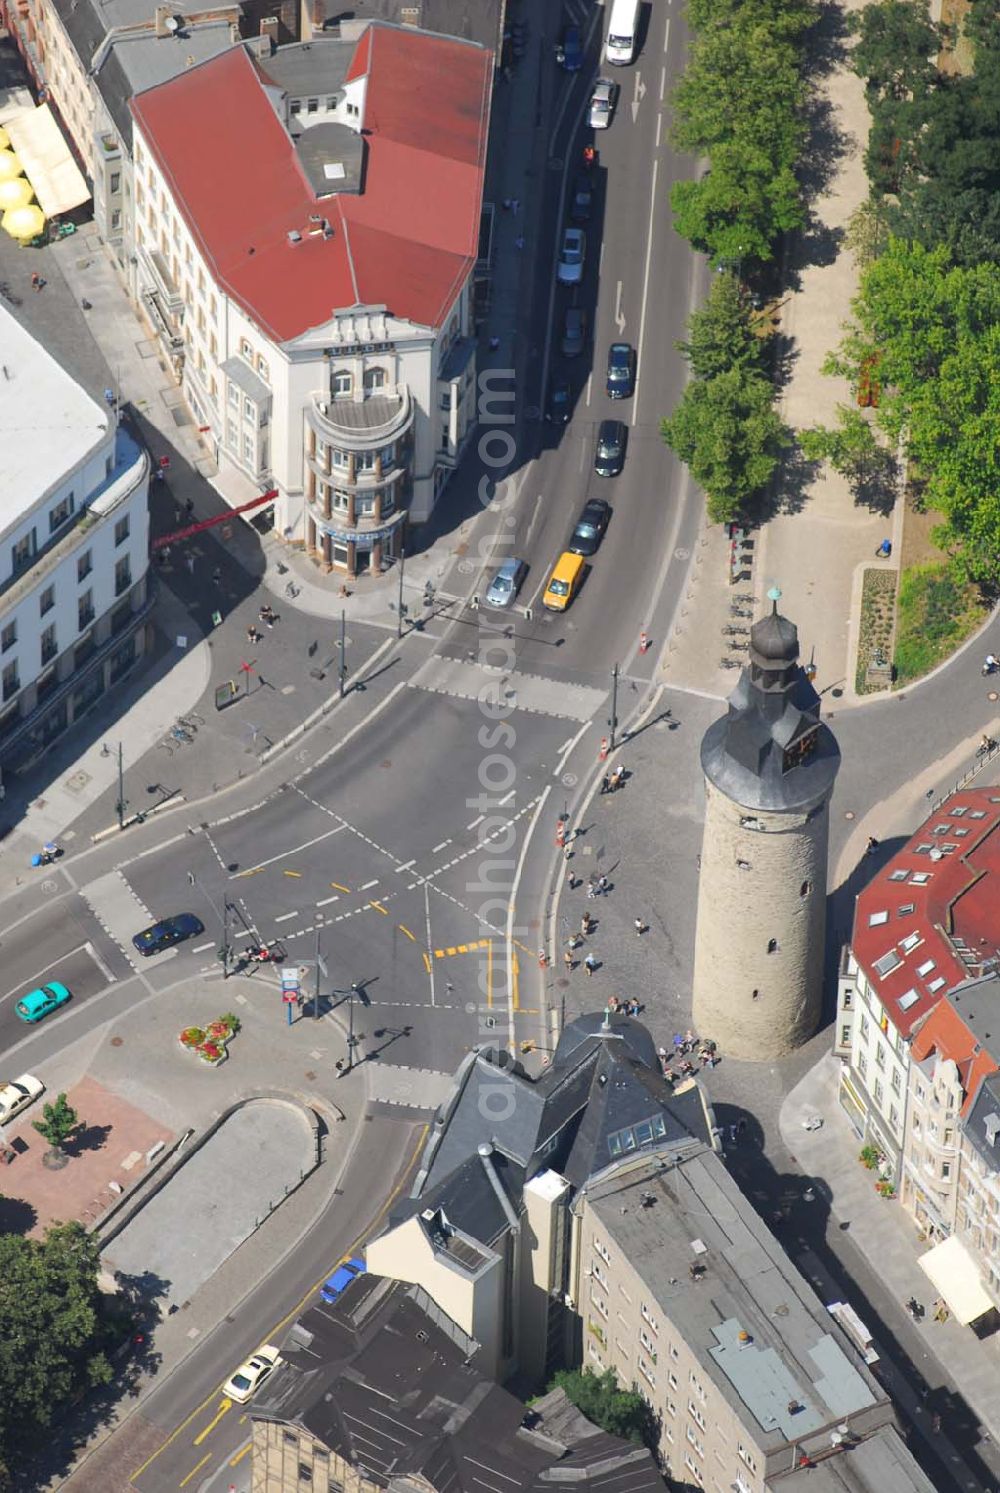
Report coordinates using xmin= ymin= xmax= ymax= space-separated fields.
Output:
xmin=844 ymin=810 xmax=855 ymax=820
xmin=674 ymin=547 xmax=690 ymax=560
xmin=562 ymin=772 xmax=577 ymax=787
xmin=110 ymin=1037 xmax=124 ymax=1047
xmin=41 ymin=879 xmax=58 ymax=894
xmin=304 ymin=1070 xmax=317 ymax=1082
xmin=458 ymin=559 xmax=475 ymax=574
xmin=64 ymin=770 xmax=90 ymax=793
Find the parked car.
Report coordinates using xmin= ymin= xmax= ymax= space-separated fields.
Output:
xmin=557 ymin=227 xmax=586 ymax=285
xmin=546 ymin=374 xmax=571 ymax=424
xmin=589 ymin=78 xmax=617 ymax=129
xmin=132 ymin=912 xmax=205 ymax=956
xmin=569 ymin=498 xmax=612 ymax=556
xmin=594 ymin=419 xmax=627 ymax=477
xmin=223 ymin=1344 xmax=281 ymax=1404
xmin=561 ymin=305 xmax=587 ymax=358
xmin=555 ymin=23 xmax=583 ymax=70
xmin=320 ymin=1256 xmax=367 ymax=1304
xmin=0 ymin=1073 xmax=44 ymax=1123
xmin=485 ymin=558 xmax=528 ymax=608
xmin=606 ymin=341 xmax=635 ymax=398
xmin=15 ymin=983 xmax=71 ymax=1023
xmin=569 ymin=174 xmax=593 ymax=223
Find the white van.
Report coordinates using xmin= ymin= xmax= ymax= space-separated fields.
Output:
xmin=606 ymin=0 xmax=640 ymax=64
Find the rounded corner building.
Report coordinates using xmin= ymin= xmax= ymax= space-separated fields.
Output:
xmin=691 ymin=589 xmax=841 ymax=1060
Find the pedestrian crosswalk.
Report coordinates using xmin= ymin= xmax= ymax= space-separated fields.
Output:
xmin=79 ymin=870 xmax=172 ymax=969
xmin=409 ymin=655 xmax=606 ymax=723
xmin=365 ymin=1063 xmax=455 ymax=1111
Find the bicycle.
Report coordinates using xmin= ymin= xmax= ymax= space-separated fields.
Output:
xmin=722 ymin=625 xmax=749 ymax=636
xmin=719 ymin=657 xmax=742 ymax=669
xmin=171 ymin=725 xmax=193 ymax=744
xmin=176 ymin=716 xmax=200 ymax=733
xmin=179 ymin=710 xmax=204 ymax=727
xmin=285 ymin=580 xmax=300 ymax=599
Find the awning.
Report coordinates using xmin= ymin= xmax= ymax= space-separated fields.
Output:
xmin=919 ymin=1235 xmax=995 ymax=1324
xmin=1 ymin=105 xmax=89 ymax=218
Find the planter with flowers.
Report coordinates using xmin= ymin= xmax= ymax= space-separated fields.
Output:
xmin=178 ymin=1013 xmax=241 ymax=1066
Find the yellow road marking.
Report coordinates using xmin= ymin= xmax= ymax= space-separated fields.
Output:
xmin=130 ymin=1126 xmax=428 ymax=1482
xmin=179 ymin=1453 xmax=211 ymax=1486
xmin=423 ymin=953 xmax=431 ymax=974
xmin=283 ymin=869 xmax=303 ymax=878
xmin=457 ymin=943 xmax=468 ymax=953
xmin=446 ymin=946 xmax=457 ymax=956
xmin=330 ymin=881 xmax=350 ymax=892
xmin=229 ymin=1442 xmax=252 ymax=1467
xmin=513 ymin=951 xmax=520 ymax=1012
xmin=369 ymin=900 xmax=389 ymax=915
xmin=512 ymin=937 xmax=533 ymax=956
xmin=193 ymin=1398 xmax=232 ymax=1445
xmin=234 ymin=866 xmax=264 ymax=878
xmin=487 ymin=936 xmax=493 ymax=1010
xmin=398 ymin=925 xmax=417 ymax=941
xmin=479 ymin=938 xmax=490 ymax=948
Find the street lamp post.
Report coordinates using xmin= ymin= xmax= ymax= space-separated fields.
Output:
xmin=339 ymin=610 xmax=347 ymax=699
xmin=337 ymin=982 xmax=370 ymax=1076
xmin=104 ymin=742 xmax=127 ymax=829
xmin=609 ymin=664 xmax=620 ymax=752
xmin=396 ymin=549 xmax=407 ymax=638
xmin=188 ymin=870 xmax=231 ymax=977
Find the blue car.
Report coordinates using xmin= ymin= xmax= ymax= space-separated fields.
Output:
xmin=16 ymin=981 xmax=71 ymax=1023
xmin=132 ymin=912 xmax=204 ymax=956
xmin=320 ymin=1256 xmax=366 ymax=1304
xmin=556 ymin=24 xmax=583 ymax=70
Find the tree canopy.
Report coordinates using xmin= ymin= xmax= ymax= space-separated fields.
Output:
xmin=0 ymin=1222 xmax=113 ymax=1473
xmin=548 ymin=1369 xmax=654 ymax=1447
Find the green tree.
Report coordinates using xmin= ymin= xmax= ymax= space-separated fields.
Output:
xmin=0 ymin=1223 xmax=113 ymax=1468
xmin=549 ymin=1368 xmax=654 ymax=1446
xmin=677 ymin=271 xmax=768 ymax=380
xmin=662 ymin=365 xmax=790 ymax=523
xmin=844 ymin=197 xmax=891 ymax=269
xmin=851 ymin=0 xmax=942 ymax=103
xmin=671 ymin=141 xmax=804 ymax=266
xmin=32 ymin=1093 xmax=80 ymax=1154
xmin=799 ymin=405 xmax=885 ymax=479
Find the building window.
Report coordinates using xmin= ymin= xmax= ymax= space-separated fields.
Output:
xmin=307 ymin=97 xmax=319 ymax=113
xmin=364 ymin=366 xmax=387 ymax=393
xmin=738 ymin=1445 xmax=757 ymax=1474
xmin=945 ymin=1127 xmax=954 ymax=1145
xmin=257 ymin=356 xmax=270 ymax=383
xmin=875 ymin=1043 xmax=886 ymax=1070
xmin=115 ymin=515 xmax=130 ymax=546
xmin=243 ymin=396 xmax=254 ymax=421
xmin=110 ymin=170 xmax=120 ymax=193
xmin=11 ymin=531 xmax=34 ymax=572
xmin=332 ymin=370 xmax=352 ymax=396
xmin=40 ymin=623 xmax=57 ymax=666
xmin=874 ymin=1077 xmax=884 ymax=1105
xmin=1 ymin=620 xmax=16 ymax=653
xmin=78 ymin=591 xmax=94 ymax=632
xmin=2 ymin=661 xmax=19 ymax=700
xmin=767 ymin=937 xmax=779 ymax=954
xmin=115 ymin=557 xmax=132 ymax=596
xmin=228 ymin=383 xmax=240 ymax=409
xmin=240 ymin=337 xmax=253 ymax=361
xmin=891 ymin=1067 xmax=901 ymax=1093
xmin=49 ymin=494 xmax=74 ymax=532
xmin=858 ymin=1051 xmax=868 ymax=1078
xmin=840 ymin=1023 xmax=851 ymax=1047
xmin=39 ymin=585 xmax=55 ymax=616
xmin=243 ymin=433 xmax=255 ymax=464
xmin=331 ymin=447 xmax=350 ymax=469
xmin=290 ymin=99 xmax=301 ymax=116
xmin=943 ymin=1161 xmax=952 ymax=1179
xmin=355 ymin=448 xmax=376 ymax=472
xmin=800 ymin=879 xmax=810 ymax=897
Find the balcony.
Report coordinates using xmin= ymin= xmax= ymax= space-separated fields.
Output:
xmin=307 ymin=384 xmax=413 ymax=451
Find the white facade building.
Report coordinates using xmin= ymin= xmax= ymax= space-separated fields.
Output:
xmin=0 ymin=306 xmax=151 ymax=787
xmin=128 ymin=23 xmax=490 ymax=578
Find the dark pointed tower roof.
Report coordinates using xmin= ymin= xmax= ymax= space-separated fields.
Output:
xmin=700 ymin=588 xmax=840 ymax=812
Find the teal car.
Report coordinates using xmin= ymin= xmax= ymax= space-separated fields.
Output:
xmin=16 ymin=981 xmax=71 ymax=1023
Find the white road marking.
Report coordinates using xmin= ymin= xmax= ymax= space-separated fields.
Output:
xmin=192 ymin=940 xmax=214 ymax=953
xmin=499 ymin=789 xmax=516 ymax=807
xmin=467 ymin=814 xmax=484 ymax=830
xmin=431 ymin=840 xmax=452 ymax=854
xmin=424 ymin=883 xmax=436 ymax=1008
xmin=274 ymin=911 xmax=298 ymax=923
xmin=394 ymin=860 xmax=416 ymax=873
xmin=85 ymin=940 xmax=116 ymax=983
xmin=660 ymin=64 xmax=667 ymax=101
xmin=585 ymin=369 xmax=593 ymax=407
xmin=316 ymin=894 xmax=340 ymax=908
xmin=633 ymin=156 xmax=660 ymax=418
xmin=0 ymin=944 xmax=92 ymax=1008
xmin=656 ymin=112 xmax=662 ymax=148
xmin=359 ymin=879 xmax=379 ymax=892
xmin=234 ymin=823 xmax=347 ymax=877
xmin=615 ymin=280 xmax=627 ymax=335
xmin=664 ymin=15 xmax=671 ymax=48
xmin=556 ymin=720 xmax=594 ymax=778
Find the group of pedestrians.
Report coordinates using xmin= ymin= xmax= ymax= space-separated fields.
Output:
xmin=599 ymin=765 xmax=626 ymax=795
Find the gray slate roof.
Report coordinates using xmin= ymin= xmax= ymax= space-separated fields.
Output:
xmin=318 ymin=0 xmax=504 ymax=59
xmin=962 ymin=1068 xmax=1000 ymax=1171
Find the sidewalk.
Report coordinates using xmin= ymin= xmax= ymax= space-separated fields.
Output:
xmin=780 ymin=1052 xmax=1000 ymax=1445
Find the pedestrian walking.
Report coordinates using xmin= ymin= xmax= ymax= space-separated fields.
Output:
xmin=515 ymin=235 xmax=525 ymax=251
xmin=634 ymin=917 xmax=646 ymax=936
xmin=185 ymin=553 xmax=195 ymax=575
xmin=584 ymin=953 xmax=597 ymax=976
xmin=563 ymin=950 xmax=575 ymax=973
xmin=185 ymin=497 xmax=195 ymax=517
xmin=30 ymin=272 xmax=40 ymax=292
xmin=566 ymin=868 xmax=577 ymax=891
xmin=502 ymin=198 xmax=512 ymax=211
xmin=510 ymin=198 xmax=520 ymax=215
xmin=488 ymin=336 xmax=500 ymax=352
xmin=610 ymin=765 xmax=625 ymax=792
xmin=580 ymin=913 xmax=592 ymax=936
xmin=600 ymin=773 xmax=610 ymax=795
xmin=212 ymin=566 xmax=222 ymax=586
xmin=587 ymin=875 xmax=598 ymax=899
xmin=866 ymin=836 xmax=879 ymax=855
xmin=597 ymin=874 xmax=609 ymax=895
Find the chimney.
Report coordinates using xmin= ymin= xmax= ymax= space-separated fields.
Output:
xmin=259 ymin=15 xmax=279 ymax=46
xmin=153 ymin=4 xmax=173 ymax=35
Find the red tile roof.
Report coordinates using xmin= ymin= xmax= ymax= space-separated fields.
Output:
xmin=852 ymin=788 xmax=1000 ymax=1039
xmin=910 ymin=996 xmax=999 ymax=1115
xmin=131 ymin=24 xmax=491 ymax=343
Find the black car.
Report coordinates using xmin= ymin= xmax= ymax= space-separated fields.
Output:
xmin=569 ymin=174 xmax=593 ymax=223
xmin=546 ymin=374 xmax=571 ymax=424
xmin=556 ymin=23 xmax=583 ymax=70
xmin=606 ymin=341 xmax=635 ymax=399
xmin=594 ymin=419 xmax=627 ymax=477
xmin=569 ymin=498 xmax=611 ymax=556
xmin=132 ymin=912 xmax=205 ymax=956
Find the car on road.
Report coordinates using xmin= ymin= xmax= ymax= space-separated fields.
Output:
xmin=543 ymin=551 xmax=586 ymax=612
xmin=606 ymin=341 xmax=635 ymax=399
xmin=485 ymin=558 xmax=528 ymax=608
xmin=0 ymin=1073 xmax=44 ymax=1123
xmin=546 ymin=374 xmax=571 ymax=424
xmin=15 ymin=982 xmax=71 ymax=1024
xmin=132 ymin=912 xmax=205 ymax=956
xmin=561 ymin=306 xmax=587 ymax=358
xmin=555 ymin=23 xmax=583 ymax=70
xmin=557 ymin=227 xmax=586 ymax=285
xmin=589 ymin=78 xmax=617 ymax=130
xmin=569 ymin=174 xmax=593 ymax=223
xmin=594 ymin=419 xmax=627 ymax=477
xmin=569 ymin=498 xmax=612 ymax=556
xmin=223 ymin=1344 xmax=281 ymax=1404
xmin=320 ymin=1256 xmax=367 ymax=1304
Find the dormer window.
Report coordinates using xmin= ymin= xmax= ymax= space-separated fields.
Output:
xmin=364 ymin=366 xmax=387 ymax=393
xmin=332 ymin=370 xmax=352 ymax=396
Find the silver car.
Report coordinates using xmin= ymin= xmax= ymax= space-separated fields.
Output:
xmin=485 ymin=558 xmax=527 ymax=608
xmin=589 ymin=79 xmax=616 ymax=130
xmin=557 ymin=227 xmax=586 ymax=285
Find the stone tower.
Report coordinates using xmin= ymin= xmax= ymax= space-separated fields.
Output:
xmin=691 ymin=589 xmax=841 ymax=1060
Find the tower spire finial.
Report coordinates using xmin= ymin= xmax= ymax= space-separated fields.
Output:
xmin=767 ymin=584 xmax=782 ymax=616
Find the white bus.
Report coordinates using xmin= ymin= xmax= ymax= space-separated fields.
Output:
xmin=606 ymin=0 xmax=640 ymax=64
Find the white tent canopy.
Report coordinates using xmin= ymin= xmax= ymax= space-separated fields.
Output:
xmin=919 ymin=1234 xmax=995 ymax=1325
xmin=0 ymin=103 xmax=88 ymax=219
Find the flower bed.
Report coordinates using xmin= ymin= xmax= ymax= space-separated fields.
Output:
xmin=178 ymin=1013 xmax=241 ymax=1065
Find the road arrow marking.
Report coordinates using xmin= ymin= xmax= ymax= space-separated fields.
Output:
xmin=193 ymin=1398 xmax=233 ymax=1445
xmin=631 ymin=71 xmax=647 ymax=122
xmin=615 ymin=281 xmax=627 ymax=335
